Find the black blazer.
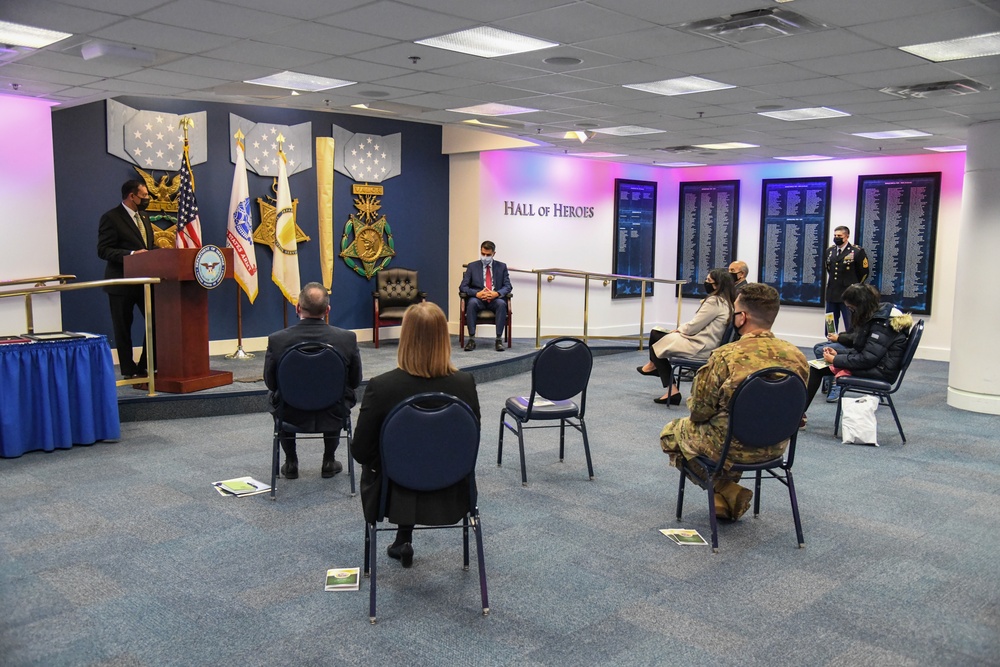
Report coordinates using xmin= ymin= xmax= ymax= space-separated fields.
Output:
xmin=352 ymin=368 xmax=480 ymax=525
xmin=263 ymin=318 xmax=363 ymax=432
xmin=96 ymin=204 xmax=156 ymax=295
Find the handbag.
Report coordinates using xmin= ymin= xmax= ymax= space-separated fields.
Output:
xmin=840 ymin=395 xmax=880 ymax=446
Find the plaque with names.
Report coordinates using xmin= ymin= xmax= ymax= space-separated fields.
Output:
xmin=676 ymin=180 xmax=739 ymax=299
xmin=612 ymin=179 xmax=657 ymax=299
xmin=855 ymin=173 xmax=939 ymax=315
xmin=758 ymin=177 xmax=831 ymax=307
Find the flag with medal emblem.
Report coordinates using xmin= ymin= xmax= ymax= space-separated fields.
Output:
xmin=272 ymin=141 xmax=300 ymax=304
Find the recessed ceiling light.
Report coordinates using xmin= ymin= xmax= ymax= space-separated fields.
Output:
xmin=593 ymin=126 xmax=665 ymax=136
xmin=0 ymin=20 xmax=71 ymax=49
xmin=448 ymin=103 xmax=538 ymax=116
xmin=693 ymin=142 xmax=759 ymax=150
xmin=623 ymin=76 xmax=734 ymax=96
xmin=655 ymin=162 xmax=707 ymax=167
xmin=900 ymin=31 xmax=1000 ymax=62
xmin=351 ymin=103 xmax=395 ymax=114
xmin=852 ymin=130 xmax=931 ymax=139
xmin=570 ymin=152 xmax=627 ymax=158
xmin=575 ymin=122 xmax=599 ymax=128
xmin=245 ymin=71 xmax=355 ymax=92
xmin=774 ymin=155 xmax=833 ymax=161
xmin=461 ymin=118 xmax=524 ymax=129
xmin=544 ymin=56 xmax=582 ymax=66
xmin=758 ymin=107 xmax=850 ymax=121
xmin=924 ymin=145 xmax=966 ymax=152
xmin=755 ymin=104 xmax=785 ymax=111
xmin=416 ymin=27 xmax=557 ymax=58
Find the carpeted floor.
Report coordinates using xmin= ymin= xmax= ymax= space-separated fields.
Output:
xmin=1 ymin=351 xmax=997 ymax=666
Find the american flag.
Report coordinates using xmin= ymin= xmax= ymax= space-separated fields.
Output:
xmin=175 ymin=147 xmax=203 ymax=249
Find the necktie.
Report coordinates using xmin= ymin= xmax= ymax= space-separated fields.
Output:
xmin=485 ymin=265 xmax=493 ymax=291
xmin=134 ymin=211 xmax=148 ymax=247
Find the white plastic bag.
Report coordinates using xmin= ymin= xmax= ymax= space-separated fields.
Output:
xmin=841 ymin=395 xmax=880 ymax=446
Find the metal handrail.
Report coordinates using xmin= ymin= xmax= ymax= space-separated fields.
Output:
xmin=524 ymin=268 xmax=686 ymax=349
xmin=0 ymin=274 xmax=76 ymax=288
xmin=0 ymin=277 xmax=161 ymax=394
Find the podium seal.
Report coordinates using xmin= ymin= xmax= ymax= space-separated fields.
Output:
xmin=194 ymin=245 xmax=226 ymax=289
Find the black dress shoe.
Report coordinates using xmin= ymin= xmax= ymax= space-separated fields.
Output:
xmin=321 ymin=458 xmax=343 ymax=478
xmin=464 ymin=338 xmax=476 ymax=352
xmin=386 ymin=542 xmax=414 ymax=568
xmin=280 ymin=459 xmax=299 ymax=479
xmin=495 ymin=338 xmax=505 ymax=352
xmin=653 ymin=392 xmax=683 ymax=405
xmin=637 ymin=365 xmax=658 ymax=377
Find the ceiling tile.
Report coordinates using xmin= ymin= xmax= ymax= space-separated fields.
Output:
xmin=496 ymin=3 xmax=657 ymax=44
xmin=156 ymin=56 xmax=275 ymax=81
xmin=138 ymin=0 xmax=300 ymax=39
xmin=17 ymin=50 xmax=145 ymax=78
xmin=316 ymin=1 xmax=475 ymax=41
xmin=250 ymin=21 xmax=395 ymax=56
xmin=221 ymin=0 xmax=370 ymax=21
xmin=797 ymin=49 xmax=926 ymax=77
xmin=575 ymin=28 xmax=719 ymax=61
xmin=92 ymin=19 xmax=237 ymax=53
xmin=0 ymin=63 xmax=100 ymax=86
xmin=847 ymin=6 xmax=1000 ymax=47
xmin=199 ymin=40 xmax=330 ymax=69
xmin=299 ymin=57 xmax=412 ymax=83
xmin=0 ymin=0 xmax=122 ymax=34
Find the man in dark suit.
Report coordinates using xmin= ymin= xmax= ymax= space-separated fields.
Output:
xmin=459 ymin=240 xmax=512 ymax=352
xmin=97 ymin=179 xmax=156 ymax=379
xmin=264 ymin=282 xmax=362 ymax=479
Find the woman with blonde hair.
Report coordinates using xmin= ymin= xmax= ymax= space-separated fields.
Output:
xmin=352 ymin=301 xmax=481 ymax=568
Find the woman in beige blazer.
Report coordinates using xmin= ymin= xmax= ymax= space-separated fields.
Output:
xmin=638 ymin=268 xmax=735 ymax=404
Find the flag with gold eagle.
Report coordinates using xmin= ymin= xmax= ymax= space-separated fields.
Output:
xmin=272 ymin=143 xmax=300 ymax=304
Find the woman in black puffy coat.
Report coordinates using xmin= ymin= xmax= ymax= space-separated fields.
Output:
xmin=805 ymin=284 xmax=913 ymax=410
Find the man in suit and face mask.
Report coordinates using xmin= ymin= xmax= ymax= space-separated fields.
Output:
xmin=97 ymin=179 xmax=156 ymax=379
xmin=460 ymin=240 xmax=512 ymax=352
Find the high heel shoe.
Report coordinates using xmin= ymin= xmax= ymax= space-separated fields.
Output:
xmin=637 ymin=365 xmax=658 ymax=376
xmin=653 ymin=392 xmax=682 ymax=405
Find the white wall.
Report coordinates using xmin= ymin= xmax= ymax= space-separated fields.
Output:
xmin=0 ymin=95 xmax=62 ymax=335
xmin=459 ymin=149 xmax=965 ymax=359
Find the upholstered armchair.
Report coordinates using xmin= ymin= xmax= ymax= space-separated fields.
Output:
xmin=372 ymin=268 xmax=426 ymax=347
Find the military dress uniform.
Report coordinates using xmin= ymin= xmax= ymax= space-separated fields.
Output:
xmin=659 ymin=331 xmax=808 ymax=495
xmin=824 ymin=241 xmax=869 ymax=332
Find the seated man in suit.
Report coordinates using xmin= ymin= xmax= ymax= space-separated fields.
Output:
xmin=97 ymin=179 xmax=157 ymax=379
xmin=264 ymin=282 xmax=362 ymax=479
xmin=659 ymin=283 xmax=808 ymax=520
xmin=460 ymin=240 xmax=512 ymax=352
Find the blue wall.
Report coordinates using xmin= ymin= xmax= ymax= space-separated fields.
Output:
xmin=53 ymin=96 xmax=448 ymax=342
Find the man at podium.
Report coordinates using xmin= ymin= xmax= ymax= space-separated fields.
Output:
xmin=97 ymin=179 xmax=156 ymax=379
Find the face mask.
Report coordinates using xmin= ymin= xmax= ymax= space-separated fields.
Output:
xmin=481 ymin=255 xmax=493 ymax=266
xmin=834 ymin=237 xmax=845 ymax=246
xmin=729 ymin=272 xmax=740 ymax=282
xmin=704 ymin=281 xmax=715 ymax=294
xmin=137 ymin=197 xmax=150 ymax=211
xmin=732 ymin=312 xmax=744 ymax=333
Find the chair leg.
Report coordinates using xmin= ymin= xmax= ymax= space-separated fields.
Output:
xmin=676 ymin=468 xmax=687 ymax=521
xmin=579 ymin=418 xmax=594 ymax=480
xmin=834 ymin=392 xmax=844 ymax=436
xmin=706 ymin=479 xmax=720 ymax=553
xmin=558 ymin=420 xmax=566 ymax=461
xmin=497 ymin=409 xmax=507 ymax=467
xmin=374 ymin=320 xmax=380 ymax=349
xmin=368 ymin=523 xmax=378 ymax=623
xmin=785 ymin=468 xmax=805 ymax=548
xmin=753 ymin=471 xmax=763 ymax=516
xmin=345 ymin=428 xmax=356 ymax=497
xmin=462 ymin=516 xmax=470 ymax=571
xmin=516 ymin=421 xmax=528 ymax=487
xmin=270 ymin=430 xmax=280 ymax=501
xmin=472 ymin=514 xmax=490 ymax=616
xmin=885 ymin=394 xmax=905 ymax=443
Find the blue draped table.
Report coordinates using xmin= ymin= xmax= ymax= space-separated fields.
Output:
xmin=0 ymin=335 xmax=121 ymax=457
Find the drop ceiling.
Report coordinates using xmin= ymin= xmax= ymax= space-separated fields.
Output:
xmin=2 ymin=0 xmax=999 ymax=165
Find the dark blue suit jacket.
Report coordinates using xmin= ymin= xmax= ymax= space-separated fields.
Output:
xmin=460 ymin=260 xmax=512 ymax=297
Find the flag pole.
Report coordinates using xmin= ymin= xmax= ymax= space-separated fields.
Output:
xmin=225 ymin=128 xmax=254 ymax=360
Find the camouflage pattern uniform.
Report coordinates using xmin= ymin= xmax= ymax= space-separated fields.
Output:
xmin=660 ymin=331 xmax=808 ymax=481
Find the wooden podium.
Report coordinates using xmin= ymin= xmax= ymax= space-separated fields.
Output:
xmin=125 ymin=248 xmax=234 ymax=394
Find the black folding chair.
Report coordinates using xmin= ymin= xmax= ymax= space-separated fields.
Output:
xmin=498 ymin=337 xmax=594 ymax=486
xmin=363 ymin=392 xmax=488 ymax=624
xmin=834 ymin=319 xmax=924 ymax=444
xmin=675 ymin=367 xmax=807 ymax=553
xmin=270 ymin=342 xmax=355 ymax=499
xmin=670 ymin=321 xmax=737 ymax=390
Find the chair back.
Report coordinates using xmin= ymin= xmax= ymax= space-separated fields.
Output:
xmin=531 ymin=337 xmax=593 ymax=405
xmin=891 ymin=319 xmax=924 ymax=390
xmin=721 ymin=320 xmax=737 ymax=345
xmin=379 ymin=392 xmax=481 ymax=500
xmin=275 ymin=342 xmax=347 ymax=413
xmin=724 ymin=367 xmax=806 ymax=454
xmin=376 ymin=268 xmax=421 ymax=308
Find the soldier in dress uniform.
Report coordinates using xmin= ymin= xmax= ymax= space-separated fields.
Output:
xmin=824 ymin=225 xmax=869 ymax=333
xmin=659 ymin=283 xmax=808 ymax=520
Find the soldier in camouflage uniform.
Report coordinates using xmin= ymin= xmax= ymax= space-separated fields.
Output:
xmin=660 ymin=283 xmax=808 ymax=520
